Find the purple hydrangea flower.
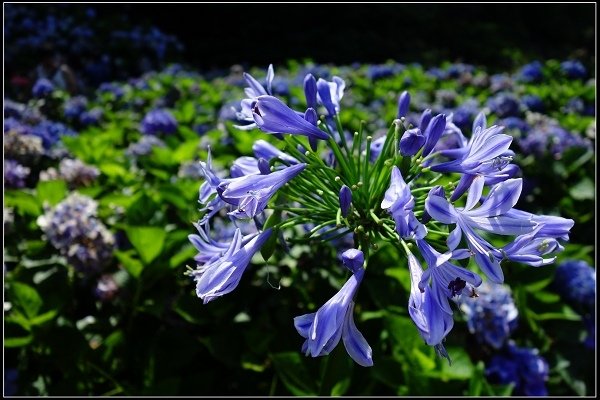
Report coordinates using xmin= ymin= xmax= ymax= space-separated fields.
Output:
xmin=560 ymin=60 xmax=587 ymax=80
xmin=4 ymin=159 xmax=30 ymax=188
xmin=80 ymin=108 xmax=103 ymax=126
xmin=37 ymin=193 xmax=114 ymax=273
xmin=64 ymin=96 xmax=88 ymax=119
xmin=125 ymin=135 xmax=166 ymax=157
xmin=140 ymin=109 xmax=178 ymax=135
xmin=294 ymin=249 xmax=373 ymax=367
xmin=485 ymin=342 xmax=549 ymax=396
xmin=32 ymin=78 xmax=54 ymax=97
xmin=487 ymin=93 xmax=521 ymax=118
xmin=458 ymin=282 xmax=518 ymax=349
xmin=517 ymin=61 xmax=543 ymax=83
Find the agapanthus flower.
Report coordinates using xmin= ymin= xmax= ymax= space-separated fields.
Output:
xmin=192 ymin=228 xmax=272 ymax=304
xmin=339 ymin=185 xmax=352 ymax=217
xmin=400 ymin=128 xmax=425 ymax=156
xmin=251 ymin=96 xmax=328 ymax=140
xmin=252 ymin=139 xmax=299 ymax=165
xmin=407 ymin=250 xmax=455 ymax=360
xmin=416 ymin=239 xmax=483 ymax=314
xmin=316 ymin=76 xmax=346 ymax=116
xmin=381 ymin=166 xmax=426 ymax=240
xmin=431 ymin=124 xmax=519 ymax=200
xmin=294 ymin=249 xmax=373 ymax=367
xmin=230 ymin=156 xmax=260 ymax=178
xmin=458 ymin=282 xmax=518 ymax=349
xmin=397 ymin=90 xmax=411 ymax=118
xmin=218 ymin=163 xmax=306 ymax=219
xmin=425 ymin=178 xmax=537 ymax=283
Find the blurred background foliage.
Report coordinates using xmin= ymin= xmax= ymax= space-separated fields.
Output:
xmin=3 ymin=3 xmax=596 ymax=396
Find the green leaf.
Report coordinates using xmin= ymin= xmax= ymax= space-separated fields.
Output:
xmin=36 ymin=180 xmax=67 ymax=206
xmin=30 ymin=309 xmax=58 ymax=326
xmin=169 ymin=244 xmax=197 ymax=269
xmin=4 ymin=190 xmax=42 ymax=216
xmin=4 ymin=334 xmax=33 ymax=348
xmin=99 ymin=162 xmax=129 ymax=179
xmin=260 ymin=211 xmax=282 ymax=261
xmin=114 ymin=250 xmax=144 ymax=278
xmin=270 ymin=352 xmax=318 ymax=396
xmin=569 ymin=177 xmax=595 ymax=201
xmin=10 ymin=282 xmax=43 ymax=318
xmin=318 ymin=346 xmax=353 ymax=396
xmin=173 ymin=138 xmax=200 ymax=162
xmin=125 ymin=226 xmax=166 ymax=264
xmin=467 ymin=361 xmax=485 ymax=396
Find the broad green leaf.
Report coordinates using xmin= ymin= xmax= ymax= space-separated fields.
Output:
xmin=5 ymin=190 xmax=42 ymax=216
xmin=169 ymin=244 xmax=197 ymax=269
xmin=4 ymin=334 xmax=33 ymax=348
xmin=36 ymin=180 xmax=67 ymax=206
xmin=270 ymin=352 xmax=318 ymax=396
xmin=125 ymin=226 xmax=166 ymax=264
xmin=569 ymin=177 xmax=595 ymax=201
xmin=10 ymin=282 xmax=43 ymax=318
xmin=318 ymin=346 xmax=353 ymax=396
xmin=115 ymin=250 xmax=144 ymax=278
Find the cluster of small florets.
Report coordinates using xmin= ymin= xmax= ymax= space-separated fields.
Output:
xmin=37 ymin=193 xmax=115 ymax=273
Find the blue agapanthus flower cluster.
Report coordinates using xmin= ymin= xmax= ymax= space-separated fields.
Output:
xmin=37 ymin=193 xmax=115 ymax=273
xmin=188 ymin=65 xmax=574 ymax=365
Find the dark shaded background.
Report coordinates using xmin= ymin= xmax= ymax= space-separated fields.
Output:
xmin=95 ymin=3 xmax=595 ymax=71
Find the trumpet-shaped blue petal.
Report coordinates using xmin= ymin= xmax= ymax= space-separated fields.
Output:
xmin=220 ymin=163 xmax=306 ymax=219
xmin=339 ymin=185 xmax=352 ymax=218
xmin=416 ymin=239 xmax=483 ymax=314
xmin=252 ymin=139 xmax=299 ymax=165
xmin=397 ymin=91 xmax=411 ymax=118
xmin=407 ymin=252 xmax=455 ymax=352
xmin=194 ymin=228 xmax=272 ymax=304
xmin=422 ymin=114 xmax=447 ymax=156
xmin=303 ymin=74 xmax=318 ymax=110
xmin=294 ymin=250 xmax=373 ymax=366
xmin=381 ymin=166 xmax=427 ymax=239
xmin=230 ymin=156 xmax=260 ymax=178
xmin=316 ymin=77 xmax=346 ymax=116
xmin=400 ymin=128 xmax=426 ymax=156
xmin=252 ymin=96 xmax=329 ymax=140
